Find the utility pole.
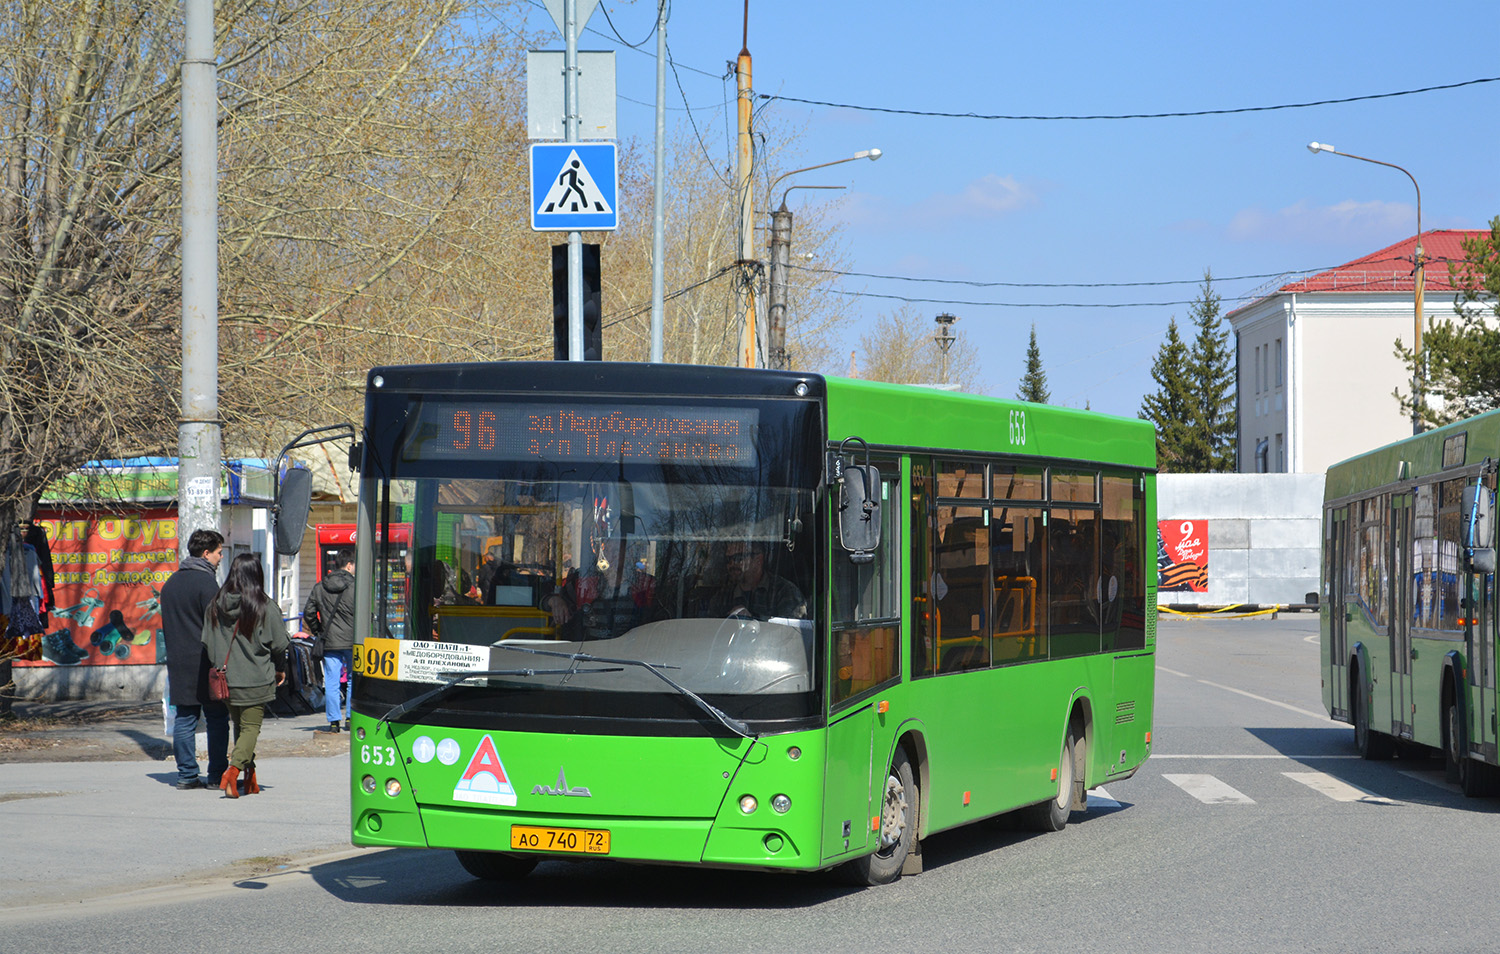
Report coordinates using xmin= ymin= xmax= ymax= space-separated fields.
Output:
xmin=649 ymin=0 xmax=667 ymax=363
xmin=767 ymin=206 xmax=791 ymax=370
xmin=734 ymin=3 xmax=758 ymax=369
xmin=179 ymin=0 xmax=222 ymax=557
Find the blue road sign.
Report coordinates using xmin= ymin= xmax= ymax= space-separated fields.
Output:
xmin=530 ymin=142 xmax=618 ymax=232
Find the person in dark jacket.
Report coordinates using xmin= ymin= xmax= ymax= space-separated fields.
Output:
xmin=202 ymin=553 xmax=289 ymax=798
xmin=303 ymin=548 xmax=356 ymax=733
xmin=160 ymin=529 xmax=227 ymax=790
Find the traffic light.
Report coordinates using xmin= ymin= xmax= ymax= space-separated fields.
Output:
xmin=552 ymin=243 xmax=601 ymax=360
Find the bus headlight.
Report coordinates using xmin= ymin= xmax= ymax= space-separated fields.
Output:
xmin=738 ymin=794 xmax=757 ymax=814
xmin=385 ymin=778 xmax=402 ymax=797
xmin=771 ymin=794 xmax=791 ymax=814
xmin=361 ymin=775 xmax=377 ymax=794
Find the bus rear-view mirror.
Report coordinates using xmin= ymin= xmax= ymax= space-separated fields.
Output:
xmin=274 ymin=467 xmax=313 ymax=556
xmin=838 ymin=463 xmax=881 ymax=563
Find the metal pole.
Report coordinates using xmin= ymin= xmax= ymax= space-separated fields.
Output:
xmin=649 ymin=1 xmax=666 ymax=363
xmin=564 ymin=0 xmax=583 ymax=360
xmin=1307 ymin=143 xmax=1423 ymax=433
xmin=768 ymin=207 xmax=791 ymax=370
xmin=179 ymin=0 xmax=222 ymax=559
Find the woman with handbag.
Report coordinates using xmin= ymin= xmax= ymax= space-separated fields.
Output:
xmin=201 ymin=554 xmax=289 ymax=798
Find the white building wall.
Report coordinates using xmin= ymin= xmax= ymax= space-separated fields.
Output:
xmin=1158 ymin=473 xmax=1324 ymax=607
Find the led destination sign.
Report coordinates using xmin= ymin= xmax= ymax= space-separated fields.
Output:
xmin=402 ymin=401 xmax=760 ymax=466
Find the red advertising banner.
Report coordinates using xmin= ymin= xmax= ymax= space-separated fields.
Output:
xmin=20 ymin=510 xmax=178 ymax=667
xmin=1157 ymin=519 xmax=1208 ymax=593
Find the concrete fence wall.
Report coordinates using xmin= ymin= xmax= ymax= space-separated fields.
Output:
xmin=1158 ymin=473 xmax=1325 ymax=607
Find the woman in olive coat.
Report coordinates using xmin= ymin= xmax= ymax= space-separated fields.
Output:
xmin=201 ymin=554 xmax=289 ymax=798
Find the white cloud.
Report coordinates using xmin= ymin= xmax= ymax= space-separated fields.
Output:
xmin=843 ymin=174 xmax=1038 ymax=230
xmin=1226 ymin=199 xmax=1415 ymax=244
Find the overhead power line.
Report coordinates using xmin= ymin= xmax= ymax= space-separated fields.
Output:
xmin=760 ymin=76 xmax=1500 ymax=121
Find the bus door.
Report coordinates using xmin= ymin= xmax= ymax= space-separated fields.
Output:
xmin=1325 ymin=506 xmax=1349 ymax=719
xmin=1390 ymin=494 xmax=1414 ymax=738
xmin=823 ymin=469 xmax=902 ymax=863
xmin=1473 ymin=569 xmax=1496 ymax=758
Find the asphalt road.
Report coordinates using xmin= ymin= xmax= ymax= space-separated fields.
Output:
xmin=8 ymin=614 xmax=1500 ymax=954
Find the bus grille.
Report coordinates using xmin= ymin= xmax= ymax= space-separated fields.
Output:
xmin=1115 ymin=701 xmax=1136 ymax=724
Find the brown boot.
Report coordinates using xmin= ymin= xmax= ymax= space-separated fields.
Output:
xmin=220 ymin=765 xmax=240 ymax=799
xmin=244 ymin=768 xmax=259 ymax=795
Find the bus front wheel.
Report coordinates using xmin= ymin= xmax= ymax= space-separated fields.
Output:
xmin=1353 ymin=669 xmax=1393 ymax=760
xmin=838 ymin=749 xmax=917 ymax=886
xmin=455 ymin=850 xmax=538 ymax=881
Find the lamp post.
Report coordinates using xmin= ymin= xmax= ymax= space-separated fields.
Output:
xmin=762 ymin=149 xmax=882 ymax=370
xmin=1308 ymin=142 xmax=1425 ymax=434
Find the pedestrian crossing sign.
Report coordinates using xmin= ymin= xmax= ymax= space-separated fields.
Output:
xmin=530 ymin=142 xmax=618 ymax=231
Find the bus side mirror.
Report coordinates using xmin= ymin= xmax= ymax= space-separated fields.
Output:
xmin=838 ymin=463 xmax=881 ymax=564
xmin=274 ymin=467 xmax=313 ymax=556
xmin=1463 ymin=484 xmax=1495 ymax=572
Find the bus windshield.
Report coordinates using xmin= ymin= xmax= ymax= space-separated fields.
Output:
xmin=355 ymin=392 xmax=823 ymax=733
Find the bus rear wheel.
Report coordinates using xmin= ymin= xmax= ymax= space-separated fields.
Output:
xmin=1023 ymin=729 xmax=1078 ymax=832
xmin=455 ymin=850 xmax=538 ymax=881
xmin=838 ymin=749 xmax=916 ymax=886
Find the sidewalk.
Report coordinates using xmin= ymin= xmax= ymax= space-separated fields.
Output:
xmin=0 ymin=699 xmax=358 ymax=912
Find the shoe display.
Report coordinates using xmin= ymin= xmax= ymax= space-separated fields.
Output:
xmin=176 ymin=777 xmax=206 ymax=790
xmin=220 ymin=765 xmax=241 ymax=799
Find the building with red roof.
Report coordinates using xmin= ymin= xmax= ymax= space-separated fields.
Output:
xmin=1226 ymin=230 xmax=1484 ymax=474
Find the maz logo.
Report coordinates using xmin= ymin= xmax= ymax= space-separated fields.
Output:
xmin=532 ymin=767 xmax=591 ymax=797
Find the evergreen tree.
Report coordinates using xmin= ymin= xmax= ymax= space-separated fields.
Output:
xmin=1395 ymin=216 xmax=1500 ymax=426
xmin=1186 ymin=272 xmax=1237 ymax=471
xmin=1139 ymin=317 xmax=1200 ymax=471
xmin=1016 ymin=324 xmax=1050 ymax=403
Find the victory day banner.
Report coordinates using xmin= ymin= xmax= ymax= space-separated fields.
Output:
xmin=19 ymin=510 xmax=178 ymax=667
xmin=1157 ymin=519 xmax=1209 ymax=593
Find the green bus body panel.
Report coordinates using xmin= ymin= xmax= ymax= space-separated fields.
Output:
xmin=351 ymin=715 xmax=834 ymax=870
xmin=1322 ymin=408 xmax=1498 ymax=759
xmin=824 ymin=376 xmax=1156 ymax=469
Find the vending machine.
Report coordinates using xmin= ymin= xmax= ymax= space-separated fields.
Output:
xmin=315 ymin=523 xmax=410 ymax=638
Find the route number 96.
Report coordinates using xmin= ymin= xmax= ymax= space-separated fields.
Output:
xmin=356 ymin=645 xmax=396 ymax=678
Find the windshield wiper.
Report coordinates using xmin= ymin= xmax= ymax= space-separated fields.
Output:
xmin=378 ymin=666 xmax=622 ymax=725
xmin=494 ymin=643 xmax=755 ymax=740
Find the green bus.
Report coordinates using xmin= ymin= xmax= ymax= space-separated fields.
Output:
xmin=1322 ymin=411 xmax=1500 ymax=795
xmin=339 ymin=362 xmax=1157 ymax=883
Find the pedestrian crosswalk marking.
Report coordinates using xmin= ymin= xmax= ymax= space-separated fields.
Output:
xmin=1163 ymin=773 xmax=1255 ymax=804
xmin=1283 ymin=771 xmax=1395 ymax=804
xmin=1086 ymin=787 xmax=1120 ymax=809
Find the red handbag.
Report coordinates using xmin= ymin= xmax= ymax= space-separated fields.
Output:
xmin=208 ymin=642 xmax=232 ymax=701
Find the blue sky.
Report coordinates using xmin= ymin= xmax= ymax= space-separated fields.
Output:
xmin=522 ymin=0 xmax=1500 ymax=417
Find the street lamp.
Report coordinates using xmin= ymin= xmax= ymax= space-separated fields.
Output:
xmin=763 ymin=149 xmax=882 ymax=369
xmin=1308 ymin=142 xmax=1425 ymax=434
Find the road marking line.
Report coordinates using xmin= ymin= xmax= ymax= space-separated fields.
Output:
xmin=1192 ymin=677 xmax=1341 ymax=724
xmin=1086 ymin=787 xmax=1121 ymax=809
xmin=1163 ymin=773 xmax=1255 ymax=804
xmin=1156 ymin=666 xmax=1192 ymax=678
xmin=1283 ymin=771 xmax=1396 ymax=804
xmin=1152 ymin=754 xmax=1360 ymax=760
xmin=1398 ymin=770 xmax=1463 ymax=795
